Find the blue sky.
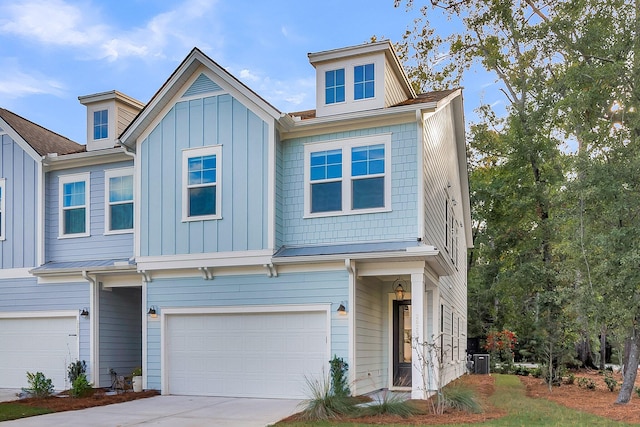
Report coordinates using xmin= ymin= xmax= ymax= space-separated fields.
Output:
xmin=0 ymin=0 xmax=500 ymax=144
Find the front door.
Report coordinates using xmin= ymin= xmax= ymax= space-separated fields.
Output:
xmin=393 ymin=300 xmax=412 ymax=387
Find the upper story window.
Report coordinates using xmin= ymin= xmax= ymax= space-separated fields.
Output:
xmin=59 ymin=173 xmax=90 ymax=237
xmin=93 ymin=109 xmax=108 ymax=140
xmin=0 ymin=178 xmax=5 ymax=241
xmin=304 ymin=134 xmax=391 ymax=218
xmin=354 ymin=63 xmax=375 ymax=100
xmin=325 ymin=69 xmax=345 ymax=104
xmin=182 ymin=145 xmax=222 ymax=221
xmin=105 ymin=168 xmax=134 ymax=234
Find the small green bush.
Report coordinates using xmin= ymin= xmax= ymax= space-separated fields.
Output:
xmin=577 ymin=376 xmax=596 ymax=390
xmin=513 ymin=365 xmax=531 ymax=376
xmin=329 ymin=355 xmax=350 ymax=397
xmin=603 ymin=372 xmax=617 ymax=392
xmin=22 ymin=372 xmax=54 ymax=398
xmin=442 ymin=385 xmax=483 ymax=414
xmin=69 ymin=373 xmax=92 ymax=398
xmin=68 ymin=360 xmax=87 ymax=383
xmin=635 ymin=386 xmax=640 ymax=398
xmin=564 ymin=372 xmax=575 ymax=385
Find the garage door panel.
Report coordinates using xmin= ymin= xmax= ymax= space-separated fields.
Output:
xmin=166 ymin=310 xmax=327 ymax=398
xmin=0 ymin=316 xmax=78 ymax=390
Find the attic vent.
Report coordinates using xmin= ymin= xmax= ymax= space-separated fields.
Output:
xmin=183 ymin=73 xmax=222 ymax=97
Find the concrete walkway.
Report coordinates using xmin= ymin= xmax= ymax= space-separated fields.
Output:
xmin=1 ymin=395 xmax=303 ymax=427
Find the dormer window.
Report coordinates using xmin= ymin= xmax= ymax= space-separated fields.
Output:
xmin=354 ymin=64 xmax=375 ymax=100
xmin=325 ymin=69 xmax=345 ymax=104
xmin=93 ymin=109 xmax=108 ymax=140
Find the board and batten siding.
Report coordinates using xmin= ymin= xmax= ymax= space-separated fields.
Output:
xmin=45 ymin=161 xmax=134 ymax=262
xmin=0 ymin=278 xmax=91 ymax=371
xmin=355 ymin=278 xmax=386 ymax=395
xmin=139 ymin=95 xmax=270 ymax=257
xmin=421 ymin=102 xmax=468 ymax=384
xmin=145 ymin=270 xmax=349 ymax=390
xmin=280 ymin=123 xmax=418 ymax=246
xmin=98 ymin=287 xmax=142 ymax=387
xmin=0 ymin=134 xmax=38 ymax=268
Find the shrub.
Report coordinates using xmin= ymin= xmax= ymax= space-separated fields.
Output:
xmin=603 ymin=372 xmax=617 ymax=392
xmin=300 ymin=375 xmax=356 ymax=420
xmin=513 ymin=365 xmax=531 ymax=376
xmin=22 ymin=372 xmax=54 ymax=398
xmin=329 ymin=356 xmax=350 ymax=397
xmin=577 ymin=377 xmax=596 ymax=390
xmin=359 ymin=391 xmax=422 ymax=418
xmin=564 ymin=372 xmax=575 ymax=385
xmin=132 ymin=367 xmax=142 ymax=377
xmin=68 ymin=360 xmax=87 ymax=383
xmin=442 ymin=385 xmax=483 ymax=414
xmin=635 ymin=386 xmax=640 ymax=398
xmin=69 ymin=374 xmax=92 ymax=398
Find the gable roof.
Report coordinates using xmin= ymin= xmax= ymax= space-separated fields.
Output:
xmin=0 ymin=108 xmax=84 ymax=157
xmin=120 ymin=47 xmax=282 ymax=148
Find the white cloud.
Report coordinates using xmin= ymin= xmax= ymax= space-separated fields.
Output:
xmin=0 ymin=0 xmax=221 ymax=62
xmin=239 ymin=69 xmax=260 ymax=82
xmin=0 ymin=59 xmax=65 ymax=98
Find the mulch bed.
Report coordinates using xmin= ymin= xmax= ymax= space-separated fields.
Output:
xmin=6 ymin=389 xmax=159 ymax=412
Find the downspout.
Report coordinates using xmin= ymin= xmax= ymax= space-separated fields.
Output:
xmin=82 ymin=270 xmax=99 ymax=386
xmin=416 ymin=109 xmax=425 ymax=242
xmin=345 ymin=258 xmax=356 ymax=395
xmin=36 ymin=157 xmax=45 ymax=266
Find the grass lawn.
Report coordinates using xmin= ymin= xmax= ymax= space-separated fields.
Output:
xmin=0 ymin=403 xmax=52 ymax=421
xmin=278 ymin=375 xmax=636 ymax=426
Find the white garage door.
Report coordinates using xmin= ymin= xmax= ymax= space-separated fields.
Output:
xmin=166 ymin=310 xmax=328 ymax=398
xmin=0 ymin=315 xmax=78 ymax=389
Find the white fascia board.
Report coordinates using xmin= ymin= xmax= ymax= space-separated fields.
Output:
xmin=308 ymin=41 xmax=391 ymax=65
xmin=0 ymin=117 xmax=44 ymax=162
xmin=43 ymin=148 xmax=131 ymax=171
xmin=271 ymin=247 xmax=439 ymax=265
xmin=136 ymin=250 xmax=274 ymax=271
xmin=0 ymin=267 xmax=33 ymax=279
xmin=30 ymin=264 xmax=137 ymax=278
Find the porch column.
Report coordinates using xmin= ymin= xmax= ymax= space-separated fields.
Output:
xmin=411 ymin=271 xmax=427 ymax=399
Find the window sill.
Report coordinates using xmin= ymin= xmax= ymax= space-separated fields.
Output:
xmin=182 ymin=214 xmax=222 ymax=222
xmin=57 ymin=233 xmax=91 ymax=239
xmin=304 ymin=206 xmax=391 ymax=219
xmin=104 ymin=229 xmax=134 ymax=236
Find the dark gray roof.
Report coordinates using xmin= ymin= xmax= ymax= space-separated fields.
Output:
xmin=273 ymin=240 xmax=420 ymax=258
xmin=30 ymin=258 xmax=135 ymax=275
xmin=0 ymin=108 xmax=84 ymax=156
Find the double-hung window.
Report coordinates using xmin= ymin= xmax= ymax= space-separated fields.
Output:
xmin=182 ymin=145 xmax=222 ymax=221
xmin=105 ymin=168 xmax=134 ymax=234
xmin=354 ymin=63 xmax=375 ymax=100
xmin=325 ymin=68 xmax=345 ymax=104
xmin=59 ymin=173 xmax=90 ymax=237
xmin=305 ymin=134 xmax=391 ymax=217
xmin=93 ymin=109 xmax=108 ymax=140
xmin=0 ymin=178 xmax=5 ymax=241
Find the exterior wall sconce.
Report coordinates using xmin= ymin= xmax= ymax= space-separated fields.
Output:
xmin=337 ymin=302 xmax=347 ymax=314
xmin=393 ymin=277 xmax=406 ymax=300
xmin=147 ymin=306 xmax=158 ymax=318
xmin=80 ymin=308 xmax=89 ymax=318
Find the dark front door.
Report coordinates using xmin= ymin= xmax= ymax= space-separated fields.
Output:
xmin=393 ymin=300 xmax=412 ymax=387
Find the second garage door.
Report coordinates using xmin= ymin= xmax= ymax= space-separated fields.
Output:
xmin=165 ymin=309 xmax=328 ymax=398
xmin=0 ymin=314 xmax=78 ymax=389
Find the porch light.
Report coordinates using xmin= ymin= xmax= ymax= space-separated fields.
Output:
xmin=80 ymin=307 xmax=89 ymax=318
xmin=337 ymin=302 xmax=347 ymax=314
xmin=147 ymin=306 xmax=158 ymax=318
xmin=393 ymin=278 xmax=406 ymax=300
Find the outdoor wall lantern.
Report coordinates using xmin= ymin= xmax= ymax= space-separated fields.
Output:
xmin=147 ymin=306 xmax=158 ymax=318
xmin=80 ymin=307 xmax=89 ymax=318
xmin=393 ymin=277 xmax=406 ymax=300
xmin=337 ymin=301 xmax=347 ymax=314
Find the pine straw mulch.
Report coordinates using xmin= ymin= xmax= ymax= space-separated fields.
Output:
xmin=280 ymin=374 xmax=506 ymax=425
xmin=2 ymin=388 xmax=159 ymax=412
xmin=522 ymin=369 xmax=640 ymax=424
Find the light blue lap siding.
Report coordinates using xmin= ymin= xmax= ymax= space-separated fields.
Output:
xmin=0 ymin=134 xmax=38 ymax=268
xmin=140 ymin=95 xmax=269 ymax=257
xmin=0 ymin=278 xmax=91 ymax=375
xmin=45 ymin=161 xmax=134 ymax=262
xmin=279 ymin=124 xmax=418 ymax=246
xmin=145 ymin=270 xmax=349 ymax=391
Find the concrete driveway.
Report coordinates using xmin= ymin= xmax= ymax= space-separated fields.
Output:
xmin=1 ymin=395 xmax=303 ymax=427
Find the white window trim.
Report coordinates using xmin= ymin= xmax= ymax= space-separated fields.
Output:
xmin=93 ymin=108 xmax=109 ymax=140
xmin=324 ymin=68 xmax=346 ymax=106
xmin=0 ymin=178 xmax=6 ymax=241
xmin=303 ymin=134 xmax=392 ymax=218
xmin=104 ymin=167 xmax=134 ymax=235
xmin=353 ymin=62 xmax=375 ymax=102
xmin=182 ymin=145 xmax=222 ymax=222
xmin=58 ymin=172 xmax=90 ymax=238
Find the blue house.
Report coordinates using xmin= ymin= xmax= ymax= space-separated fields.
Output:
xmin=0 ymin=41 xmax=471 ymax=400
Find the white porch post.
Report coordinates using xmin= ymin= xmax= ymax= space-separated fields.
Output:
xmin=411 ymin=271 xmax=426 ymax=399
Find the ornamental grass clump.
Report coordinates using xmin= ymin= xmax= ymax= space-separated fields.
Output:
xmin=441 ymin=384 xmax=483 ymax=414
xmin=299 ymin=375 xmax=357 ymax=420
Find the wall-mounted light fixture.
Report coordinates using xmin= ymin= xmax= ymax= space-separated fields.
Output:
xmin=147 ymin=306 xmax=158 ymax=318
xmin=80 ymin=308 xmax=89 ymax=318
xmin=337 ymin=302 xmax=347 ymax=314
xmin=393 ymin=277 xmax=406 ymax=300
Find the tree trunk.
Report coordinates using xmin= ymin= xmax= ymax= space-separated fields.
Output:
xmin=599 ymin=326 xmax=607 ymax=371
xmin=616 ymin=328 xmax=640 ymax=404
